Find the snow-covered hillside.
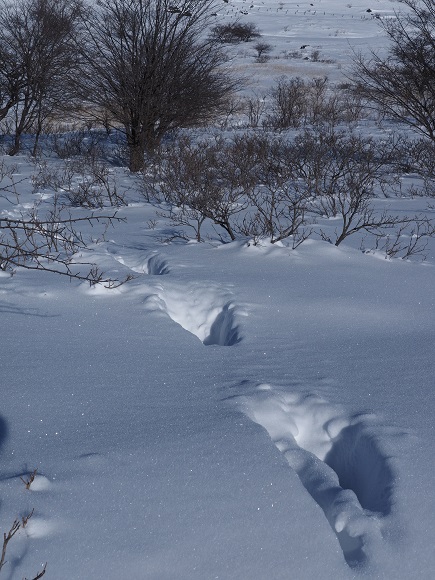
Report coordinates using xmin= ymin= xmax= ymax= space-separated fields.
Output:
xmin=1 ymin=1 xmax=435 ymax=579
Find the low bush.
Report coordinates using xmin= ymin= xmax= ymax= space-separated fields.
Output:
xmin=211 ymin=21 xmax=261 ymax=43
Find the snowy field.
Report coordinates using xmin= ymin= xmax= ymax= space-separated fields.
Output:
xmin=1 ymin=0 xmax=435 ymax=579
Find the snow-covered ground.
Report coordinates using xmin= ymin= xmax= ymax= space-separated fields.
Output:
xmin=1 ymin=1 xmax=435 ymax=579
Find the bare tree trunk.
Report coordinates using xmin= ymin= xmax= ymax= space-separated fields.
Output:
xmin=126 ymin=129 xmax=145 ymax=172
xmin=126 ymin=125 xmax=160 ymax=171
xmin=128 ymin=143 xmax=146 ymax=172
xmin=8 ymin=135 xmax=20 ymax=156
xmin=32 ymin=108 xmax=44 ymax=157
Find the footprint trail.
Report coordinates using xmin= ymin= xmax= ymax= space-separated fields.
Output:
xmin=233 ymin=384 xmax=395 ymax=568
xmin=105 ymin=245 xmax=399 ymax=569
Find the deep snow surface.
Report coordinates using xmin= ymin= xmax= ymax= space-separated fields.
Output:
xmin=1 ymin=1 xmax=435 ymax=579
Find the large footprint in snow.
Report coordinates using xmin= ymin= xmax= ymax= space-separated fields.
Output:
xmin=105 ymin=243 xmax=245 ymax=345
xmin=234 ymin=385 xmax=395 ymax=568
xmin=106 ymin=244 xmax=170 ymax=275
xmin=144 ymin=282 xmax=245 ymax=346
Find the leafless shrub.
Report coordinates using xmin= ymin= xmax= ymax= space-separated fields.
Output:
xmin=0 ymin=197 xmax=128 ymax=285
xmin=339 ymin=89 xmax=367 ymax=123
xmin=63 ymin=159 xmax=127 ymax=209
xmin=0 ymin=160 xmax=23 ymax=204
xmin=265 ymin=77 xmax=362 ymax=129
xmin=32 ymin=156 xmax=127 ymax=209
xmin=153 ymin=135 xmax=257 ymax=241
xmin=149 ymin=126 xmax=431 ymax=252
xmin=50 ymin=129 xmax=105 ymax=161
xmin=290 ymin=129 xmax=410 ymax=246
xmin=225 ymin=128 xmax=416 ymax=248
xmin=157 ymin=204 xmax=207 ymax=243
xmin=31 ymin=160 xmax=64 ymax=192
xmin=371 ymin=218 xmax=433 ymax=259
xmin=396 ymin=138 xmax=435 ymax=197
xmin=282 ymin=49 xmax=303 ymax=60
xmin=266 ymin=77 xmax=308 ymax=129
xmin=0 ymin=519 xmax=20 ymax=573
xmin=217 ymin=95 xmax=246 ymax=129
xmin=155 ymin=132 xmax=313 ymax=246
xmin=254 ymin=42 xmax=273 ymax=62
xmin=211 ymin=21 xmax=261 ymax=43
xmin=308 ymin=77 xmax=341 ymax=126
xmin=235 ymin=135 xmax=313 ymax=244
xmin=25 ymin=563 xmax=47 ymax=579
xmin=245 ymin=93 xmax=267 ymax=127
xmin=21 ymin=509 xmax=35 ymax=528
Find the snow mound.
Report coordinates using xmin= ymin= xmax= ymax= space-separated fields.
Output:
xmin=235 ymin=385 xmax=395 ymax=568
xmin=27 ymin=474 xmax=52 ymax=492
xmin=25 ymin=517 xmax=56 ymax=538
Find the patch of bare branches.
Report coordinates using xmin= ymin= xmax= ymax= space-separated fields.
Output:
xmin=149 ymin=128 xmax=434 ymax=257
xmin=76 ymin=0 xmax=239 ymax=171
xmin=0 ymin=511 xmax=47 ymax=579
xmin=352 ymin=0 xmax=435 ymax=142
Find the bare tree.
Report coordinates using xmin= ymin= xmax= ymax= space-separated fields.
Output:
xmin=77 ymin=0 xmax=238 ymax=172
xmin=353 ymin=0 xmax=435 ymax=141
xmin=254 ymin=42 xmax=272 ymax=63
xmin=210 ymin=21 xmax=261 ymax=43
xmin=0 ymin=0 xmax=82 ymax=156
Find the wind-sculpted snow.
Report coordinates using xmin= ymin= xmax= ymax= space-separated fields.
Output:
xmin=234 ymin=385 xmax=395 ymax=568
xmin=144 ymin=283 xmax=244 ymax=346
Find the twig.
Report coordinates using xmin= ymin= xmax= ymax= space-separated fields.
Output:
xmin=0 ymin=519 xmax=20 ymax=572
xmin=20 ymin=469 xmax=38 ymax=490
xmin=24 ymin=562 xmax=47 ymax=579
